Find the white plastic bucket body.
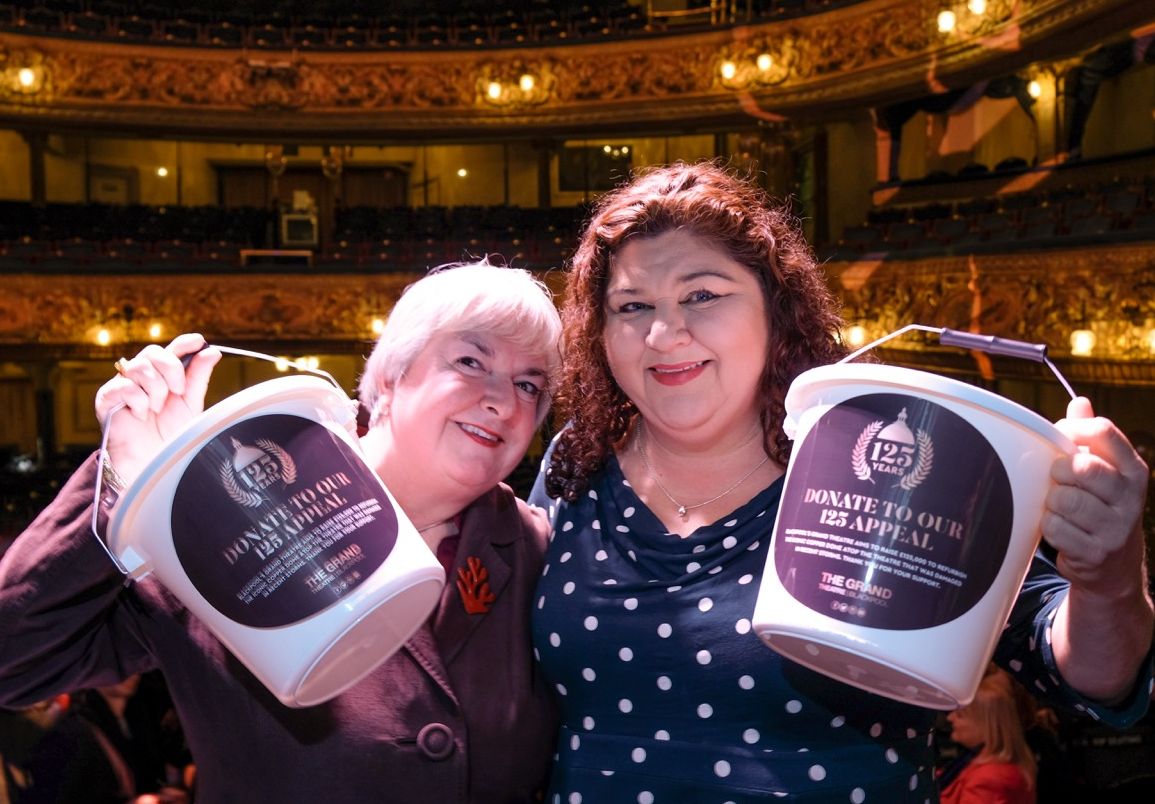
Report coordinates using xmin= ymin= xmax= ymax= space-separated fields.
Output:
xmin=752 ymin=363 xmax=1074 ymax=710
xmin=107 ymin=376 xmax=445 ymax=708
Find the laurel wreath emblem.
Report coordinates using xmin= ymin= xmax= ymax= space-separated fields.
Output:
xmin=897 ymin=430 xmax=934 ymax=491
xmin=257 ymin=439 xmax=297 ymax=484
xmin=217 ymin=440 xmax=297 ymax=507
xmin=851 ymin=421 xmax=884 ymax=483
xmin=219 ymin=458 xmax=263 ymax=508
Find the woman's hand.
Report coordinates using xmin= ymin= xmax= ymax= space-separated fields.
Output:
xmin=94 ymin=333 xmax=221 ymax=486
xmin=1045 ymin=397 xmax=1149 ymax=595
xmin=1046 ymin=396 xmax=1153 ymax=702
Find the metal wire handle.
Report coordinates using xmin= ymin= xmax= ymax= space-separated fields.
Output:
xmin=841 ymin=324 xmax=1079 ymax=401
xmin=91 ymin=345 xmax=344 ymax=577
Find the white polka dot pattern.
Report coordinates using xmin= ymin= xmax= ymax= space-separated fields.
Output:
xmin=528 ymin=451 xmax=1100 ymax=802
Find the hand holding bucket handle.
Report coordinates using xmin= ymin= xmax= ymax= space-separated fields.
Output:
xmin=91 ymin=335 xmax=345 ymax=577
xmin=842 ymin=323 xmax=1079 ymax=400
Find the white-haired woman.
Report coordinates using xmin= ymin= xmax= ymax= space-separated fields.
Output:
xmin=0 ymin=262 xmax=562 ymax=803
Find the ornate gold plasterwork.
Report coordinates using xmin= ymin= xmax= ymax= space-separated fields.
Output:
xmin=828 ymin=243 xmax=1155 ymax=381
xmin=0 ymin=267 xmax=569 ymax=357
xmin=0 ymin=272 xmax=422 ymax=348
xmin=0 ymin=0 xmax=1148 ymax=137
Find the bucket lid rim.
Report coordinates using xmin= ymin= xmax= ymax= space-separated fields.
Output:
xmin=787 ymin=363 xmax=1076 ymax=453
xmin=108 ymin=375 xmax=352 ymax=549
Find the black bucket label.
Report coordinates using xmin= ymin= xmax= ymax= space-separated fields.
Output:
xmin=171 ymin=413 xmax=399 ymax=628
xmin=774 ymin=393 xmax=1013 ymax=630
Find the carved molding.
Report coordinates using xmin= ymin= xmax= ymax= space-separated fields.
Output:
xmin=0 ymin=268 xmax=569 ymax=355
xmin=0 ymin=246 xmax=1151 ymax=384
xmin=0 ymin=0 xmax=1149 ymax=137
xmin=828 ymin=242 xmax=1155 ymax=384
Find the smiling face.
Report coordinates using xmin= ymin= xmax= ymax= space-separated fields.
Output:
xmin=373 ymin=329 xmax=549 ymax=512
xmin=603 ymin=229 xmax=770 ymax=449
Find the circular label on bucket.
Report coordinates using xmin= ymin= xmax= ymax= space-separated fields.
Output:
xmin=170 ymin=413 xmax=399 ymax=628
xmin=774 ymin=392 xmax=1013 ymax=630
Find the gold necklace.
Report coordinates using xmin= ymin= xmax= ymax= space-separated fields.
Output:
xmin=636 ymin=423 xmax=770 ymax=520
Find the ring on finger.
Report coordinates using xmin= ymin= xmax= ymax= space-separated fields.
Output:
xmin=114 ymin=357 xmax=131 ymax=376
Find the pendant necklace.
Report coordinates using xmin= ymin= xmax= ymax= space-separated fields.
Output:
xmin=636 ymin=423 xmax=769 ymax=520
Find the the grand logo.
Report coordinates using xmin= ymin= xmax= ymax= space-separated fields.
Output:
xmin=218 ymin=436 xmax=298 ymax=507
xmin=850 ymin=408 xmax=934 ymax=491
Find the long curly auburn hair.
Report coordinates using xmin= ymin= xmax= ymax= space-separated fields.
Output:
xmin=545 ymin=161 xmax=848 ymax=502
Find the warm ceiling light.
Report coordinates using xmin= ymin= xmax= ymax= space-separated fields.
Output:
xmin=156 ymin=166 xmax=169 ymax=177
xmin=1027 ymin=80 xmax=1042 ymax=99
xmin=937 ymin=10 xmax=956 ymax=32
xmin=148 ymin=322 xmax=163 ymax=340
xmin=96 ymin=328 xmax=112 ymax=346
xmin=720 ymin=61 xmax=737 ymax=80
xmin=1069 ymin=329 xmax=1096 ymax=356
xmin=518 ymin=73 xmax=535 ymax=92
xmin=370 ymin=317 xmax=386 ymax=335
xmin=621 ymin=146 xmax=629 ymax=154
xmin=967 ymin=0 xmax=987 ymax=14
xmin=756 ymin=53 xmax=773 ymax=72
xmin=486 ymin=81 xmax=502 ymax=100
xmin=456 ymin=168 xmax=468 ymax=178
xmin=274 ymin=357 xmax=291 ymax=372
xmin=17 ymin=68 xmax=36 ymax=87
xmin=603 ymin=144 xmax=612 ymax=153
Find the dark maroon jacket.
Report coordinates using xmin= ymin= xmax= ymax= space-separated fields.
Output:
xmin=0 ymin=455 xmax=558 ymax=803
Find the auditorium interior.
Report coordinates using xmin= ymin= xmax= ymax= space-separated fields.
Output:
xmin=1 ymin=0 xmax=1154 ymax=795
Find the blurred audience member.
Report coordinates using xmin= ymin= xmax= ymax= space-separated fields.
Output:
xmin=940 ymin=667 xmax=1037 ymax=804
xmin=1 ymin=696 xmax=66 ymax=802
xmin=22 ymin=674 xmax=188 ymax=804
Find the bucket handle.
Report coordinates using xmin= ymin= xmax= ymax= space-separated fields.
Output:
xmin=840 ymin=323 xmax=1079 ymax=401
xmin=91 ymin=345 xmax=346 ymax=578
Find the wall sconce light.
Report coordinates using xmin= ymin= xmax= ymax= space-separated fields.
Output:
xmin=320 ymin=145 xmax=345 ymax=181
xmin=370 ymin=317 xmax=386 ymax=335
xmin=479 ymin=62 xmax=552 ymax=108
xmin=1027 ymin=80 xmax=1042 ymax=99
xmin=156 ymin=166 xmax=169 ymax=178
xmin=1069 ymin=328 xmax=1096 ymax=356
xmin=936 ymin=0 xmax=1009 ymax=38
xmin=7 ymin=59 xmax=46 ymax=96
xmin=718 ymin=41 xmax=791 ymax=90
xmin=91 ymin=304 xmax=164 ymax=346
xmin=844 ymin=324 xmax=868 ymax=348
xmin=264 ymin=145 xmax=288 ymax=177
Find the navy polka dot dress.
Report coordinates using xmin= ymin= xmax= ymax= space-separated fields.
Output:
xmin=529 ymin=451 xmax=1155 ymax=803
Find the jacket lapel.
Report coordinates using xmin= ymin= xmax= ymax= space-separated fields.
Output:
xmin=402 ymin=623 xmax=459 ymax=707
xmin=432 ymin=492 xmax=512 ymax=667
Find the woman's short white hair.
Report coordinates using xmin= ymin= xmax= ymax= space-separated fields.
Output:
xmin=358 ymin=260 xmax=561 ymax=423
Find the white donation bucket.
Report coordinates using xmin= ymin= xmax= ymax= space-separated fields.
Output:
xmin=752 ymin=326 xmax=1076 ymax=710
xmin=105 ymin=372 xmax=445 ymax=708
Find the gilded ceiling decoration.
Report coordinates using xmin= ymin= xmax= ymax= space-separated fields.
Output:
xmin=0 ymin=0 xmax=1148 ymax=137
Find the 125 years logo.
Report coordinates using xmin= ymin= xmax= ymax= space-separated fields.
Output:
xmin=219 ymin=436 xmax=298 ymax=508
xmin=851 ymin=407 xmax=934 ymax=491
